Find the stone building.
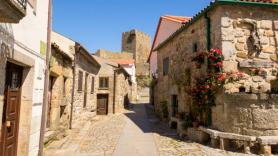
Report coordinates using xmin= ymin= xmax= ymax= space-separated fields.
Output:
xmin=92 ymin=55 xmax=135 ymax=115
xmin=122 ymin=29 xmax=151 ymax=88
xmin=72 ymin=43 xmax=101 ymax=121
xmin=0 ymin=0 xmax=50 ymax=156
xmin=154 ymin=0 xmax=278 ymax=154
xmin=44 ymin=32 xmax=74 ymax=140
xmin=95 ymin=29 xmax=151 ymax=91
xmin=148 ymin=15 xmax=191 ymax=106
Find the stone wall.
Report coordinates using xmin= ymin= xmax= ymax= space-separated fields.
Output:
xmin=122 ymin=29 xmax=151 ymax=88
xmin=155 ymin=8 xmax=221 ymax=119
xmin=115 ymin=69 xmax=131 ymax=112
xmin=211 ymin=5 xmax=278 ymax=136
xmin=73 ymin=51 xmax=99 ymax=120
xmin=213 ymin=93 xmax=278 ymax=136
xmin=49 ymin=47 xmax=73 ymax=132
xmin=95 ymin=49 xmax=133 ymax=60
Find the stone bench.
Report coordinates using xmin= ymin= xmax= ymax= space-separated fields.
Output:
xmin=199 ymin=126 xmax=256 ymax=154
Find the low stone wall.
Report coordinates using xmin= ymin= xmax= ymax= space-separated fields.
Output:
xmin=212 ymin=93 xmax=278 ymax=136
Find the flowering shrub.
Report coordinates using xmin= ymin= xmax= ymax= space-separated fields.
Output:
xmin=226 ymin=71 xmax=248 ymax=83
xmin=191 ymin=48 xmax=225 ymax=124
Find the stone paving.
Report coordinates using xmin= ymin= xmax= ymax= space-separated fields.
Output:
xmin=44 ymin=113 xmax=126 ymax=156
xmin=44 ymin=103 xmax=254 ymax=156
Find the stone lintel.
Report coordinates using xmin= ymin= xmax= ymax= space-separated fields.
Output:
xmin=239 ymin=60 xmax=274 ymax=68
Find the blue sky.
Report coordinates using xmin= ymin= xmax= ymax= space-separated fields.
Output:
xmin=53 ymin=0 xmax=211 ymax=53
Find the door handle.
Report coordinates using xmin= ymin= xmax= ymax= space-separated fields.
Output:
xmin=6 ymin=121 xmax=11 ymax=128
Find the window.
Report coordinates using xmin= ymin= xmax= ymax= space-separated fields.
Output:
xmin=63 ymin=77 xmax=67 ymax=96
xmin=99 ymin=77 xmax=109 ymax=89
xmin=193 ymin=43 xmax=198 ymax=52
xmin=163 ymin=57 xmax=169 ymax=76
xmin=78 ymin=71 xmax=83 ymax=91
xmin=91 ymin=77 xmax=95 ymax=93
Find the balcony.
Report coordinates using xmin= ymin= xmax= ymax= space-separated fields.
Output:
xmin=0 ymin=0 xmax=27 ymax=23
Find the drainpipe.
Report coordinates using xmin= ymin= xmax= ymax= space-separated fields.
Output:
xmin=38 ymin=0 xmax=52 ymax=155
xmin=69 ymin=48 xmax=77 ymax=129
xmin=205 ymin=12 xmax=211 ymax=51
xmin=205 ymin=12 xmax=212 ymax=126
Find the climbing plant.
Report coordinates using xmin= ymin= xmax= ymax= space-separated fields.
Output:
xmin=190 ymin=48 xmax=225 ymax=125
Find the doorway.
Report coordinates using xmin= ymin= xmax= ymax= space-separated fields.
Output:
xmin=1 ymin=62 xmax=23 ymax=156
xmin=97 ymin=94 xmax=108 ymax=115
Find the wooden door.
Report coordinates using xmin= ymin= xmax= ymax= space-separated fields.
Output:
xmin=83 ymin=73 xmax=88 ymax=108
xmin=1 ymin=62 xmax=23 ymax=156
xmin=97 ymin=94 xmax=108 ymax=115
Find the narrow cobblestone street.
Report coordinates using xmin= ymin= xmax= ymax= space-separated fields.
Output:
xmin=44 ymin=103 xmax=251 ymax=156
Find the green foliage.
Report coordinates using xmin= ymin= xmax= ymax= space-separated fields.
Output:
xmin=160 ymin=101 xmax=168 ymax=119
xmin=137 ymin=76 xmax=151 ymax=88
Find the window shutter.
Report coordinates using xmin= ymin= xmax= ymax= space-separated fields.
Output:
xmin=91 ymin=77 xmax=95 ymax=93
xmin=78 ymin=71 xmax=83 ymax=91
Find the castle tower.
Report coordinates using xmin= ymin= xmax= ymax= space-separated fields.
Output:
xmin=121 ymin=29 xmax=151 ymax=79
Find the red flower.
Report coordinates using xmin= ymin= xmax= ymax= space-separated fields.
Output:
xmin=215 ymin=48 xmax=222 ymax=55
xmin=217 ymin=74 xmax=226 ymax=81
xmin=217 ymin=61 xmax=223 ymax=66
xmin=250 ymin=68 xmax=257 ymax=73
xmin=237 ymin=72 xmax=245 ymax=78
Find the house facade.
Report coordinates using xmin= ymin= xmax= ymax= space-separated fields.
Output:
xmin=72 ymin=44 xmax=101 ymax=121
xmin=155 ymin=0 xmax=278 ymax=153
xmin=93 ymin=55 xmax=134 ymax=115
xmin=44 ymin=32 xmax=75 ymax=140
xmin=0 ymin=0 xmax=50 ymax=156
xmin=148 ymin=15 xmax=191 ymax=106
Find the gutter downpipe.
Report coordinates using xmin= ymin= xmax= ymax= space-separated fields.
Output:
xmin=113 ymin=68 xmax=118 ymax=114
xmin=205 ymin=12 xmax=212 ymax=126
xmin=38 ymin=0 xmax=52 ymax=155
xmin=69 ymin=46 xmax=78 ymax=129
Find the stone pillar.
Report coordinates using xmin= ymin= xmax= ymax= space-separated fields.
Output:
xmin=243 ymin=142 xmax=251 ymax=154
xmin=260 ymin=144 xmax=272 ymax=156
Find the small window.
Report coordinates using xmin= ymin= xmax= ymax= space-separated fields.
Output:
xmin=63 ymin=77 xmax=67 ymax=96
xmin=91 ymin=77 xmax=95 ymax=93
xmin=78 ymin=71 xmax=83 ymax=91
xmin=163 ymin=57 xmax=169 ymax=76
xmin=99 ymin=77 xmax=109 ymax=89
xmin=193 ymin=43 xmax=198 ymax=52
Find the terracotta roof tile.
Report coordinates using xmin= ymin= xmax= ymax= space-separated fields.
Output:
xmin=109 ymin=59 xmax=135 ymax=65
xmin=162 ymin=15 xmax=191 ymax=23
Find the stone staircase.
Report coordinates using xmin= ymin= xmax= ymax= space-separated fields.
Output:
xmin=137 ymin=87 xmax=150 ymax=103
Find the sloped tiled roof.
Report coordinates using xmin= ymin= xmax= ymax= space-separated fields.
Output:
xmin=162 ymin=15 xmax=191 ymax=23
xmin=154 ymin=0 xmax=278 ymax=51
xmin=109 ymin=59 xmax=135 ymax=65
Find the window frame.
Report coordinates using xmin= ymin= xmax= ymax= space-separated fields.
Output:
xmin=91 ymin=76 xmax=95 ymax=93
xmin=99 ymin=77 xmax=109 ymax=89
xmin=163 ymin=57 xmax=169 ymax=76
xmin=77 ymin=71 xmax=83 ymax=91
